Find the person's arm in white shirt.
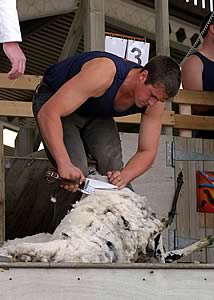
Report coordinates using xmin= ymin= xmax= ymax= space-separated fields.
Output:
xmin=0 ymin=0 xmax=26 ymax=79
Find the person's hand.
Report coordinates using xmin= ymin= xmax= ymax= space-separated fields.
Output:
xmin=3 ymin=42 xmax=26 ymax=79
xmin=58 ymin=163 xmax=85 ymax=192
xmin=107 ymin=170 xmax=127 ymax=189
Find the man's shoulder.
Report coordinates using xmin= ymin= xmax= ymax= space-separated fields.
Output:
xmin=181 ymin=54 xmax=203 ymax=68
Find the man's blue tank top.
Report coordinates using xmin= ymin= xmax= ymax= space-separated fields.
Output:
xmin=43 ymin=51 xmax=146 ymax=117
xmin=191 ymin=52 xmax=214 ymax=91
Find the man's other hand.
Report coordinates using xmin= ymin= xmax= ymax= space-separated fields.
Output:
xmin=107 ymin=170 xmax=127 ymax=189
xmin=3 ymin=42 xmax=26 ymax=79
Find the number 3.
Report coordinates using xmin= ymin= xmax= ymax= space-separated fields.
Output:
xmin=131 ymin=47 xmax=142 ymax=65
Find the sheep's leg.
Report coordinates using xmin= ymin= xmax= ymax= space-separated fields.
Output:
xmin=164 ymin=235 xmax=214 ymax=263
xmin=2 ymin=240 xmax=68 ymax=262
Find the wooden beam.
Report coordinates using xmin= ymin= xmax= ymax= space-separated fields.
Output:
xmin=114 ymin=111 xmax=174 ymax=126
xmin=174 ymin=115 xmax=214 ymax=131
xmin=174 ymin=90 xmax=214 ymax=106
xmin=0 ymin=101 xmax=174 ymax=126
xmin=83 ymin=0 xmax=105 ymax=51
xmin=155 ymin=0 xmax=171 ymax=135
xmin=59 ymin=2 xmax=83 ymax=61
xmin=0 ymin=101 xmax=33 ymax=118
xmin=155 ymin=0 xmax=170 ymax=56
xmin=0 ymin=74 xmax=41 ymax=90
xmin=17 ymin=0 xmax=79 ymax=21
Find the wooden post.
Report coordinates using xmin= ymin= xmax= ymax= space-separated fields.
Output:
xmin=59 ymin=1 xmax=83 ymax=61
xmin=179 ymin=104 xmax=192 ymax=137
xmin=14 ymin=128 xmax=34 ymax=157
xmin=155 ymin=0 xmax=170 ymax=56
xmin=155 ymin=0 xmax=172 ymax=135
xmin=83 ymin=0 xmax=105 ymax=51
xmin=0 ymin=122 xmax=5 ymax=244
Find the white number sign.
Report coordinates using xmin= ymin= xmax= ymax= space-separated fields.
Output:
xmin=105 ymin=36 xmax=150 ymax=66
xmin=126 ymin=40 xmax=150 ymax=66
xmin=105 ymin=36 xmax=127 ymax=58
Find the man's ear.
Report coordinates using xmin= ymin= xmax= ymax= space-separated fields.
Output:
xmin=140 ymin=70 xmax=148 ymax=81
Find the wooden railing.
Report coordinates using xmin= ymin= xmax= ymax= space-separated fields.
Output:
xmin=0 ymin=74 xmax=213 ymax=135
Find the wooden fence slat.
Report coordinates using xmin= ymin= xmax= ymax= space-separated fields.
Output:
xmin=0 ymin=101 xmax=33 ymax=117
xmin=175 ymin=137 xmax=191 ymax=262
xmin=203 ymin=139 xmax=214 ymax=263
xmin=0 ymin=102 xmax=175 ymax=126
xmin=174 ymin=90 xmax=214 ymax=106
xmin=174 ymin=115 xmax=214 ymax=131
xmin=0 ymin=74 xmax=41 ymax=90
xmin=114 ymin=111 xmax=174 ymax=125
xmin=187 ymin=138 xmax=206 ymax=263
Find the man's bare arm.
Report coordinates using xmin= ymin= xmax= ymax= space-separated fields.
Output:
xmin=37 ymin=58 xmax=116 ymax=184
xmin=108 ymin=102 xmax=164 ymax=187
xmin=181 ymin=55 xmax=203 ymax=90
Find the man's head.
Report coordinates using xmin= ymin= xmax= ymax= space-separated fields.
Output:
xmin=133 ymin=56 xmax=181 ymax=108
xmin=200 ymin=12 xmax=214 ymax=38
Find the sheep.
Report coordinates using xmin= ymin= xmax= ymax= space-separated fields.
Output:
xmin=0 ymin=188 xmax=213 ymax=263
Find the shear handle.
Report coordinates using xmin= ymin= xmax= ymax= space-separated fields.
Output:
xmin=45 ymin=168 xmax=79 ymax=185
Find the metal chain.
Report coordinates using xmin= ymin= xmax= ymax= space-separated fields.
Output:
xmin=182 ymin=11 xmax=214 ymax=62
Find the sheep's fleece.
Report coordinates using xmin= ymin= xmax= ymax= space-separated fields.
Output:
xmin=0 ymin=188 xmax=212 ymax=263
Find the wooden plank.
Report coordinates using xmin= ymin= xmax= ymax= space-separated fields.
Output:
xmin=0 ymin=102 xmax=175 ymax=126
xmin=114 ymin=111 xmax=175 ymax=126
xmin=179 ymin=104 xmax=192 ymax=138
xmin=0 ymin=74 xmax=41 ymax=90
xmin=203 ymin=139 xmax=214 ymax=263
xmin=175 ymin=137 xmax=191 ymax=262
xmin=174 ymin=90 xmax=214 ymax=106
xmin=174 ymin=114 xmax=214 ymax=131
xmin=0 ymin=101 xmax=33 ymax=117
xmin=0 ymin=122 xmax=5 ymax=245
xmin=186 ymin=138 xmax=206 ymax=263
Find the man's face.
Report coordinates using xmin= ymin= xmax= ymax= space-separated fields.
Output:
xmin=134 ymin=71 xmax=168 ymax=107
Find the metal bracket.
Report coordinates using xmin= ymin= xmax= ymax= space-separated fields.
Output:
xmin=166 ymin=141 xmax=175 ymax=167
xmin=168 ymin=229 xmax=177 ymax=250
xmin=166 ymin=141 xmax=214 ymax=167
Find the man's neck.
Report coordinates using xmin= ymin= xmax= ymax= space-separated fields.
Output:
xmin=120 ymin=68 xmax=140 ymax=97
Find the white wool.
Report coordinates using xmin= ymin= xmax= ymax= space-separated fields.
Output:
xmin=0 ymin=189 xmax=164 ymax=263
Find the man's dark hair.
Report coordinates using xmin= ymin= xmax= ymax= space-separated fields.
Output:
xmin=200 ymin=12 xmax=214 ymax=38
xmin=143 ymin=56 xmax=181 ymax=98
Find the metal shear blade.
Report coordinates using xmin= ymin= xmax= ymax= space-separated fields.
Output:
xmin=82 ymin=178 xmax=118 ymax=194
xmin=45 ymin=168 xmax=118 ymax=195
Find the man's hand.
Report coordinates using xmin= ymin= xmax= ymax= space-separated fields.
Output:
xmin=58 ymin=163 xmax=85 ymax=192
xmin=3 ymin=42 xmax=26 ymax=79
xmin=107 ymin=170 xmax=127 ymax=189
